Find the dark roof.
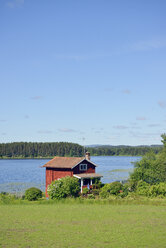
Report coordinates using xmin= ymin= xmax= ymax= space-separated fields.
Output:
xmin=42 ymin=156 xmax=96 ymax=169
xmin=73 ymin=173 xmax=102 ymax=179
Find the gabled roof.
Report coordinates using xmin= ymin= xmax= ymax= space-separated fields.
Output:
xmin=42 ymin=156 xmax=98 ymax=169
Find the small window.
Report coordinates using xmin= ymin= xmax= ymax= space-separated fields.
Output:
xmin=79 ymin=164 xmax=87 ymax=171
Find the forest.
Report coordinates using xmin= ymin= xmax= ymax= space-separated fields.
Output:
xmin=0 ymin=142 xmax=84 ymax=158
xmin=88 ymin=145 xmax=162 ymax=156
xmin=0 ymin=142 xmax=162 ymax=158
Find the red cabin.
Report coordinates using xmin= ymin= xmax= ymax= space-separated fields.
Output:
xmin=43 ymin=152 xmax=102 ymax=196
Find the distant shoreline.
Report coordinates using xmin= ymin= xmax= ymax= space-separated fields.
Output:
xmin=0 ymin=155 xmax=142 ymax=160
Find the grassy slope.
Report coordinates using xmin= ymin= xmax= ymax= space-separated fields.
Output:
xmin=0 ymin=203 xmax=166 ymax=248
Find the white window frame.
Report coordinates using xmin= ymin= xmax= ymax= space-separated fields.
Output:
xmin=79 ymin=164 xmax=87 ymax=171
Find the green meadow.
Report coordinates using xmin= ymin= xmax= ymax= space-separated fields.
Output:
xmin=0 ymin=201 xmax=166 ymax=248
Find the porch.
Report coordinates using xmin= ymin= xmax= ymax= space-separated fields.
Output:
xmin=73 ymin=173 xmax=102 ymax=193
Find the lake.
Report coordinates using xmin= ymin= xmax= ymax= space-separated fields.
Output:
xmin=0 ymin=156 xmax=141 ymax=194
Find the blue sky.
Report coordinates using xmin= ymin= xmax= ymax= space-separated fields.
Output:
xmin=0 ymin=0 xmax=166 ymax=146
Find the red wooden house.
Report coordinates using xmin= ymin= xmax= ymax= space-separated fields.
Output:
xmin=43 ymin=152 xmax=102 ymax=196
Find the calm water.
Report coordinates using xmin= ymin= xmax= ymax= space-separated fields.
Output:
xmin=0 ymin=156 xmax=140 ymax=194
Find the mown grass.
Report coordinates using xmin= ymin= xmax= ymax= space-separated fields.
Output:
xmin=0 ymin=200 xmax=166 ymax=248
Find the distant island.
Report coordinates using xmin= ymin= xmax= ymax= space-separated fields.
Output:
xmin=0 ymin=142 xmax=163 ymax=159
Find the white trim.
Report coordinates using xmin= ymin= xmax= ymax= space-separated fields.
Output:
xmin=71 ymin=158 xmax=98 ymax=169
xmin=73 ymin=174 xmax=81 ymax=179
xmin=73 ymin=174 xmax=102 ymax=179
xmin=81 ymin=179 xmax=83 ymax=193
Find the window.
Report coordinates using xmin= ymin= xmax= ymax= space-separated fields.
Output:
xmin=79 ymin=164 xmax=87 ymax=171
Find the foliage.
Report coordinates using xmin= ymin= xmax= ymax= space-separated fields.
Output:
xmin=129 ymin=135 xmax=166 ymax=197
xmin=0 ymin=142 xmax=84 ymax=158
xmin=0 ymin=141 xmax=162 ymax=158
xmin=87 ymin=145 xmax=162 ymax=157
xmin=87 ymin=194 xmax=95 ymax=199
xmin=82 ymin=187 xmax=89 ymax=195
xmin=100 ymin=181 xmax=124 ymax=198
xmin=149 ymin=183 xmax=166 ymax=197
xmin=0 ymin=193 xmax=17 ymax=204
xmin=130 ymin=141 xmax=166 ymax=185
xmin=135 ymin=180 xmax=166 ymax=197
xmin=91 ymin=188 xmax=100 ymax=196
xmin=47 ymin=176 xmax=80 ymax=199
xmin=92 ymin=178 xmax=103 ymax=189
xmin=161 ymin=133 xmax=166 ymax=147
xmin=25 ymin=187 xmax=42 ymax=201
xmin=136 ymin=180 xmax=151 ymax=196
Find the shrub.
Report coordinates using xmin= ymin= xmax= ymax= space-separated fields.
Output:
xmin=130 ymin=135 xmax=166 ymax=185
xmin=47 ymin=176 xmax=80 ymax=199
xmin=91 ymin=189 xmax=100 ymax=196
xmin=87 ymin=194 xmax=95 ymax=199
xmin=82 ymin=187 xmax=89 ymax=195
xmin=135 ymin=181 xmax=166 ymax=197
xmin=99 ymin=184 xmax=110 ymax=198
xmin=136 ymin=180 xmax=151 ymax=196
xmin=92 ymin=178 xmax=103 ymax=189
xmin=149 ymin=183 xmax=166 ymax=197
xmin=0 ymin=193 xmax=17 ymax=204
xmin=100 ymin=181 xmax=123 ymax=198
xmin=109 ymin=181 xmax=123 ymax=195
xmin=25 ymin=187 xmax=42 ymax=201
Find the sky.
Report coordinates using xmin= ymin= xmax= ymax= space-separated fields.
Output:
xmin=0 ymin=0 xmax=166 ymax=146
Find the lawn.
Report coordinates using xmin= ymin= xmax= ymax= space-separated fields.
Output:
xmin=0 ymin=202 xmax=166 ymax=248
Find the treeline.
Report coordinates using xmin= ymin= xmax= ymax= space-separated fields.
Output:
xmin=0 ymin=142 xmax=163 ymax=158
xmin=87 ymin=145 xmax=162 ymax=156
xmin=0 ymin=142 xmax=84 ymax=158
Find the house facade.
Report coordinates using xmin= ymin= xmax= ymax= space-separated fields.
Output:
xmin=43 ymin=152 xmax=102 ymax=196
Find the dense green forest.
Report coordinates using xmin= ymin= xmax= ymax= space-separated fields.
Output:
xmin=0 ymin=142 xmax=163 ymax=158
xmin=0 ymin=142 xmax=84 ymax=158
xmin=88 ymin=145 xmax=162 ymax=156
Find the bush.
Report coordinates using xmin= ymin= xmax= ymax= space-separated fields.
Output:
xmin=91 ymin=189 xmax=100 ymax=196
xmin=82 ymin=187 xmax=89 ymax=195
xmin=47 ymin=176 xmax=80 ymax=199
xmin=87 ymin=194 xmax=95 ymax=199
xmin=149 ymin=183 xmax=166 ymax=197
xmin=135 ymin=181 xmax=166 ymax=197
xmin=100 ymin=181 xmax=123 ymax=198
xmin=109 ymin=181 xmax=123 ymax=194
xmin=0 ymin=193 xmax=17 ymax=204
xmin=136 ymin=180 xmax=151 ymax=196
xmin=92 ymin=178 xmax=103 ymax=189
xmin=25 ymin=187 xmax=42 ymax=201
xmin=130 ymin=135 xmax=166 ymax=185
xmin=99 ymin=184 xmax=110 ymax=198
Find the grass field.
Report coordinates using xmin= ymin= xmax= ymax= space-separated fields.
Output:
xmin=0 ymin=201 xmax=166 ymax=248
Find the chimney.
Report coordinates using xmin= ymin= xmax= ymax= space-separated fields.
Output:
xmin=85 ymin=152 xmax=90 ymax=160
